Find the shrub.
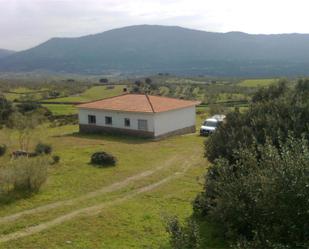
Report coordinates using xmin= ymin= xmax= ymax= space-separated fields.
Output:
xmin=166 ymin=216 xmax=200 ymax=249
xmin=198 ymin=137 xmax=309 ymax=248
xmin=0 ymin=144 xmax=6 ymax=157
xmin=51 ymin=155 xmax=60 ymax=165
xmin=0 ymin=96 xmax=13 ymax=125
xmin=16 ymin=102 xmax=41 ymax=114
xmin=35 ymin=143 xmax=52 ymax=155
xmin=90 ymin=152 xmax=116 ymax=167
xmin=0 ymin=157 xmax=48 ymax=194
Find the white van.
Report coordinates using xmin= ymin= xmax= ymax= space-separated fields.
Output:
xmin=200 ymin=115 xmax=226 ymax=136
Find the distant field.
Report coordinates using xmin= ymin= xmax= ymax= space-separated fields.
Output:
xmin=47 ymin=85 xmax=126 ymax=103
xmin=3 ymin=87 xmax=48 ymax=101
xmin=238 ymin=79 xmax=278 ymax=87
xmin=42 ymin=104 xmax=77 ymax=115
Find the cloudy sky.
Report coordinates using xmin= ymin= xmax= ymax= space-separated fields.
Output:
xmin=1 ymin=0 xmax=309 ymax=51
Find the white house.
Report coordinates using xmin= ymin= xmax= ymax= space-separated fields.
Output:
xmin=77 ymin=93 xmax=200 ymax=139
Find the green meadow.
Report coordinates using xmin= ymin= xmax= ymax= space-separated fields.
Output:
xmin=46 ymin=85 xmax=126 ymax=103
xmin=237 ymin=78 xmax=278 ymax=87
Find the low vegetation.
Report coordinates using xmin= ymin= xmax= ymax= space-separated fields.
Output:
xmin=0 ymin=144 xmax=6 ymax=157
xmin=35 ymin=143 xmax=53 ymax=155
xmin=0 ymin=157 xmax=48 ymax=196
xmin=90 ymin=151 xmax=117 ymax=167
xmin=202 ymin=136 xmax=309 ymax=249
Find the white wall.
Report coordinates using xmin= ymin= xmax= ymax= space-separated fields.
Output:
xmin=78 ymin=108 xmax=155 ymax=132
xmin=153 ymin=106 xmax=196 ymax=136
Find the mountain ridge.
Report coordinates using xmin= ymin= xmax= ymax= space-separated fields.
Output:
xmin=0 ymin=49 xmax=15 ymax=59
xmin=1 ymin=25 xmax=309 ymax=76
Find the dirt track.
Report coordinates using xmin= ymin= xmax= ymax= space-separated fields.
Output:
xmin=0 ymin=153 xmax=198 ymax=243
xmin=0 ymin=156 xmax=178 ymax=224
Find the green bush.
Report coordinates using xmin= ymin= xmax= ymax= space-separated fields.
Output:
xmin=166 ymin=216 xmax=200 ymax=249
xmin=0 ymin=96 xmax=13 ymax=125
xmin=90 ymin=152 xmax=116 ymax=167
xmin=197 ymin=137 xmax=309 ymax=248
xmin=51 ymin=155 xmax=60 ymax=165
xmin=35 ymin=143 xmax=52 ymax=155
xmin=0 ymin=157 xmax=48 ymax=194
xmin=0 ymin=144 xmax=6 ymax=157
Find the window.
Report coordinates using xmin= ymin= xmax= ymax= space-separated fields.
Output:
xmin=88 ymin=115 xmax=96 ymax=124
xmin=138 ymin=119 xmax=148 ymax=131
xmin=105 ymin=116 xmax=112 ymax=125
xmin=124 ymin=118 xmax=130 ymax=127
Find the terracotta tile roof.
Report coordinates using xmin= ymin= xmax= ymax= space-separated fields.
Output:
xmin=77 ymin=94 xmax=201 ymax=113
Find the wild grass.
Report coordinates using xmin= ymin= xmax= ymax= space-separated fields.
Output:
xmin=46 ymin=85 xmax=126 ymax=103
xmin=238 ymin=78 xmax=278 ymax=87
xmin=42 ymin=104 xmax=77 ymax=115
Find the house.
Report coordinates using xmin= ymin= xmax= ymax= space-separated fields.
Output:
xmin=77 ymin=93 xmax=201 ymax=139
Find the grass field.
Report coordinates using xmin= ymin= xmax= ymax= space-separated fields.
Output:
xmin=47 ymin=85 xmax=126 ymax=103
xmin=42 ymin=104 xmax=77 ymax=115
xmin=3 ymin=87 xmax=49 ymax=101
xmin=0 ymin=122 xmax=226 ymax=248
xmin=238 ymin=78 xmax=278 ymax=87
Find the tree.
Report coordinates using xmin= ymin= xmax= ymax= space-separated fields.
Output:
xmin=145 ymin=78 xmax=152 ymax=84
xmin=8 ymin=112 xmax=44 ymax=151
xmin=0 ymin=95 xmax=13 ymax=126
xmin=99 ymin=78 xmax=108 ymax=84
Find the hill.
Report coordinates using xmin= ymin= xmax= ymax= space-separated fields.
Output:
xmin=0 ymin=49 xmax=15 ymax=59
xmin=1 ymin=25 xmax=309 ymax=76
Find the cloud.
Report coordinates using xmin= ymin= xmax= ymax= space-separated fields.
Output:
xmin=0 ymin=0 xmax=309 ymax=50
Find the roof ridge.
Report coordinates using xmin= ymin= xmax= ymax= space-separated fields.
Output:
xmin=145 ymin=94 xmax=155 ymax=113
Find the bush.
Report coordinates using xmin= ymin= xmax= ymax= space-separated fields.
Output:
xmin=35 ymin=143 xmax=52 ymax=155
xmin=0 ymin=144 xmax=6 ymax=157
xmin=16 ymin=102 xmax=41 ymax=113
xmin=0 ymin=96 xmax=13 ymax=125
xmin=90 ymin=152 xmax=116 ymax=167
xmin=0 ymin=157 xmax=48 ymax=194
xmin=197 ymin=137 xmax=309 ymax=248
xmin=166 ymin=216 xmax=200 ymax=249
xmin=51 ymin=155 xmax=60 ymax=165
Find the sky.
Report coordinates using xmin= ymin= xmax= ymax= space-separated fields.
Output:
xmin=1 ymin=0 xmax=309 ymax=51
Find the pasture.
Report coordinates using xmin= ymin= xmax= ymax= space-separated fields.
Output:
xmin=237 ymin=78 xmax=278 ymax=87
xmin=46 ymin=85 xmax=126 ymax=103
xmin=0 ymin=123 xmax=225 ymax=248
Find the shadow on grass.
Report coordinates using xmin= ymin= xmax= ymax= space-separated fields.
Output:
xmin=56 ymin=131 xmax=156 ymax=145
xmin=0 ymin=190 xmax=34 ymax=206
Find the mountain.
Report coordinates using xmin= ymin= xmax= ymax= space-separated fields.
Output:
xmin=0 ymin=49 xmax=15 ymax=59
xmin=1 ymin=25 xmax=309 ymax=76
